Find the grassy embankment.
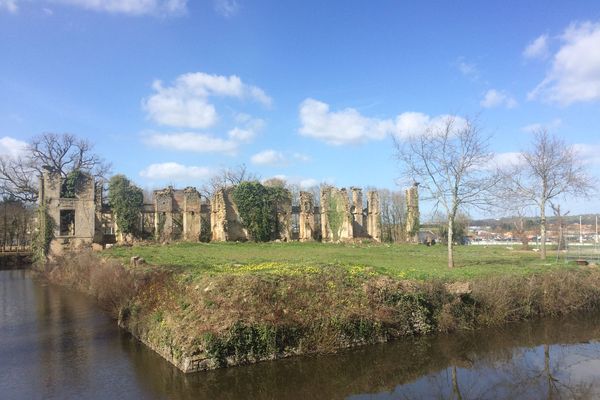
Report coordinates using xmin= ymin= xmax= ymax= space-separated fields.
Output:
xmin=44 ymin=242 xmax=600 ymax=372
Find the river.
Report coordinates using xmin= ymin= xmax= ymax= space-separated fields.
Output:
xmin=2 ymin=268 xmax=600 ymax=399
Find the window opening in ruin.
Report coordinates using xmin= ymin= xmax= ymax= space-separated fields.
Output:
xmin=60 ymin=210 xmax=75 ymax=236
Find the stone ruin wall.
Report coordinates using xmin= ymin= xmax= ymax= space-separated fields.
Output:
xmin=210 ymin=187 xmax=248 ymax=242
xmin=405 ymin=183 xmax=420 ymax=242
xmin=39 ymin=173 xmax=393 ymax=247
xmin=298 ymin=191 xmax=316 ymax=241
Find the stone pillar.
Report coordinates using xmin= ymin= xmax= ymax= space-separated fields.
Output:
xmin=338 ymin=188 xmax=354 ymax=240
xmin=320 ymin=186 xmax=332 ymax=241
xmin=210 ymin=188 xmax=227 ymax=242
xmin=405 ymin=183 xmax=420 ymax=242
xmin=351 ymin=187 xmax=364 ymax=237
xmin=275 ymin=191 xmax=292 ymax=241
xmin=367 ymin=190 xmax=382 ymax=242
xmin=154 ymin=187 xmax=174 ymax=241
xmin=299 ymin=191 xmax=315 ymax=241
xmin=183 ymin=187 xmax=201 ymax=241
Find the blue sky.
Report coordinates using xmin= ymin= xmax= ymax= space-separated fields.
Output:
xmin=1 ymin=0 xmax=599 ymax=216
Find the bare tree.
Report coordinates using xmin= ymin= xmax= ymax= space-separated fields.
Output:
xmin=501 ymin=129 xmax=593 ymax=260
xmin=0 ymin=133 xmax=111 ymax=203
xmin=201 ymin=164 xmax=258 ymax=198
xmin=394 ymin=116 xmax=497 ymax=268
xmin=379 ymin=188 xmax=406 ymax=243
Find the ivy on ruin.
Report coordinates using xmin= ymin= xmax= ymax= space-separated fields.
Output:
xmin=108 ymin=175 xmax=144 ymax=238
xmin=232 ymin=181 xmax=290 ymax=242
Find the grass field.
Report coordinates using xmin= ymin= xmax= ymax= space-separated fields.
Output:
xmin=102 ymin=242 xmax=580 ymax=281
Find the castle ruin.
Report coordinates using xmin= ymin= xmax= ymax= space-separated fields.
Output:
xmin=39 ymin=170 xmax=414 ymax=249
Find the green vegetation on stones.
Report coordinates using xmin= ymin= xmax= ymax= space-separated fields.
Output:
xmin=32 ymin=204 xmax=54 ymax=263
xmin=232 ymin=181 xmax=291 ymax=242
xmin=108 ymin=174 xmax=144 ymax=237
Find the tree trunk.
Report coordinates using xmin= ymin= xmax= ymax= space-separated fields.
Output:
xmin=540 ymin=201 xmax=546 ymax=260
xmin=448 ymin=217 xmax=454 ymax=268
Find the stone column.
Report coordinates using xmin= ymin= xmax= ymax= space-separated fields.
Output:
xmin=183 ymin=187 xmax=201 ymax=241
xmin=154 ymin=187 xmax=174 ymax=242
xmin=210 ymin=189 xmax=227 ymax=242
xmin=351 ymin=187 xmax=364 ymax=237
xmin=405 ymin=183 xmax=420 ymax=242
xmin=367 ymin=190 xmax=382 ymax=242
xmin=299 ymin=191 xmax=315 ymax=241
xmin=338 ymin=188 xmax=354 ymax=240
xmin=275 ymin=191 xmax=292 ymax=241
xmin=320 ymin=186 xmax=332 ymax=241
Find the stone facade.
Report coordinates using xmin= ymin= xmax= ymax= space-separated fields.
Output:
xmin=39 ymin=166 xmax=102 ymax=253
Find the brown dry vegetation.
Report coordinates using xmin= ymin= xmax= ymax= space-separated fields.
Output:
xmin=39 ymin=251 xmax=600 ymax=372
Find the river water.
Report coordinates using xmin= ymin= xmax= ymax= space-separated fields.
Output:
xmin=2 ymin=268 xmax=600 ymax=399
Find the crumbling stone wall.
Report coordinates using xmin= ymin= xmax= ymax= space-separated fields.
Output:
xmin=320 ymin=187 xmax=354 ymax=242
xmin=405 ymin=183 xmax=420 ymax=242
xmin=154 ymin=187 xmax=174 ymax=242
xmin=351 ymin=187 xmax=368 ymax=237
xmin=298 ymin=191 xmax=316 ymax=241
xmin=210 ymin=187 xmax=248 ymax=242
xmin=39 ymin=166 xmax=98 ymax=254
xmin=367 ymin=190 xmax=382 ymax=242
xmin=275 ymin=193 xmax=292 ymax=241
xmin=183 ymin=187 xmax=201 ymax=241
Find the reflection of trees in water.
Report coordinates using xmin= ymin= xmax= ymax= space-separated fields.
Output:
xmin=119 ymin=314 xmax=600 ymax=400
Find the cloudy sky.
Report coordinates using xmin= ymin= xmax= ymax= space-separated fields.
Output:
xmin=1 ymin=1 xmax=599 ymax=215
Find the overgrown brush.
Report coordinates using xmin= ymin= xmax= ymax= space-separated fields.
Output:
xmin=42 ymin=251 xmax=138 ymax=318
xmin=37 ymin=251 xmax=600 ymax=372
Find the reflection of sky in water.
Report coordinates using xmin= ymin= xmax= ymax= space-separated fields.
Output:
xmin=348 ymin=342 xmax=600 ymax=399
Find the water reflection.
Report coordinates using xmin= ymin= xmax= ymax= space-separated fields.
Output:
xmin=2 ymin=269 xmax=600 ymax=399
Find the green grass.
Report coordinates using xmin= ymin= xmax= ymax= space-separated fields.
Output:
xmin=102 ymin=241 xmax=583 ymax=281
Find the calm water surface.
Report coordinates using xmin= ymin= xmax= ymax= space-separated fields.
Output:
xmin=2 ymin=269 xmax=600 ymax=399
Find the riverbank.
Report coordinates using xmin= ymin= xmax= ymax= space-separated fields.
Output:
xmin=40 ymin=243 xmax=600 ymax=373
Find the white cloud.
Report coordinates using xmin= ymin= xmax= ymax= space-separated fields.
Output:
xmin=251 ymin=149 xmax=286 ymax=166
xmin=392 ymin=112 xmax=467 ymax=140
xmin=299 ymin=98 xmax=467 ymax=145
xmin=480 ymin=89 xmax=518 ymax=109
xmin=0 ymin=136 xmax=28 ymax=159
xmin=214 ymin=0 xmax=238 ymax=17
xmin=486 ymin=152 xmax=523 ymax=170
xmin=299 ymin=98 xmax=393 ymax=145
xmin=521 ymin=118 xmax=562 ymax=133
xmin=143 ymin=132 xmax=239 ymax=154
xmin=573 ymin=143 xmax=600 ymax=165
xmin=51 ymin=0 xmax=187 ymax=15
xmin=143 ymin=72 xmax=271 ymax=129
xmin=523 ymin=34 xmax=549 ymax=60
xmin=0 ymin=0 xmax=18 ymax=13
xmin=226 ymin=115 xmax=264 ymax=142
xmin=140 ymin=162 xmax=213 ymax=181
xmin=299 ymin=178 xmax=319 ymax=188
xmin=529 ymin=21 xmax=600 ymax=105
